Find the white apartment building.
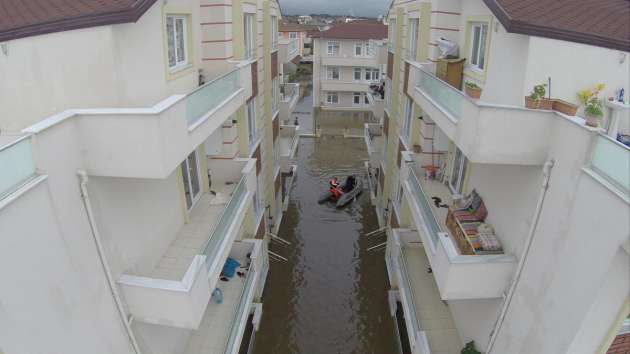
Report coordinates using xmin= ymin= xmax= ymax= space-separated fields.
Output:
xmin=368 ymin=0 xmax=630 ymax=353
xmin=0 ymin=0 xmax=297 ymax=353
xmin=312 ymin=22 xmax=388 ymax=115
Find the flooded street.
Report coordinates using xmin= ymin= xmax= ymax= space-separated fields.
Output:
xmin=252 ymin=135 xmax=397 ymax=354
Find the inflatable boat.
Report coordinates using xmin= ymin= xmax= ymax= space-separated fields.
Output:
xmin=318 ymin=175 xmax=362 ymax=208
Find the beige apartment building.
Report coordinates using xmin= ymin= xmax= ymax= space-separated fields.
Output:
xmin=0 ymin=0 xmax=300 ymax=353
xmin=312 ymin=22 xmax=388 ymax=117
xmin=365 ymin=0 xmax=630 ymax=353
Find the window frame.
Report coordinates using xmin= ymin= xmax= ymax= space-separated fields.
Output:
xmin=166 ymin=15 xmax=189 ymax=71
xmin=247 ymin=98 xmax=257 ymax=147
xmin=408 ymin=18 xmax=419 ymax=60
xmin=402 ymin=96 xmax=413 ymax=144
xmin=388 ymin=18 xmax=397 ymax=52
xmin=449 ymin=146 xmax=469 ymax=195
xmin=354 ymin=42 xmax=363 ymax=56
xmin=180 ymin=149 xmax=202 ymax=210
xmin=469 ymin=22 xmax=489 ymax=72
xmin=327 ymin=41 xmax=340 ymax=56
xmin=326 ymin=92 xmax=339 ymax=104
xmin=271 ymin=16 xmax=278 ymax=50
xmin=353 ymin=92 xmax=362 ymax=105
xmin=354 ymin=67 xmax=362 ymax=81
xmin=243 ymin=13 xmax=255 ymax=60
xmin=326 ymin=66 xmax=340 ymax=80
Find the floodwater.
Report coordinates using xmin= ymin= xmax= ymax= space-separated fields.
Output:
xmin=252 ymin=134 xmax=398 ymax=354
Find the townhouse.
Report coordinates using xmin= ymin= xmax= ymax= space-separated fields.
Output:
xmin=0 ymin=0 xmax=299 ymax=353
xmin=312 ymin=22 xmax=388 ymax=117
xmin=366 ymin=0 xmax=630 ymax=353
xmin=279 ymin=22 xmax=312 ymax=59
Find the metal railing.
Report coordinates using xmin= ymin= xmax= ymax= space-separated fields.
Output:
xmin=407 ymin=169 xmax=442 ymax=247
xmin=200 ymin=176 xmax=248 ymax=269
xmin=186 ymin=68 xmax=241 ymax=127
xmin=224 ymin=268 xmax=257 ymax=354
xmin=589 ymin=134 xmax=630 ymax=195
xmin=0 ymin=136 xmax=37 ymax=200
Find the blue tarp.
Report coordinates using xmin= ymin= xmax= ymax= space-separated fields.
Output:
xmin=222 ymin=257 xmax=241 ymax=278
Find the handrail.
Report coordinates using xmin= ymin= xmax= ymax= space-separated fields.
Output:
xmin=0 ymin=135 xmax=37 ymax=200
xmin=407 ymin=169 xmax=443 ymax=247
xmin=186 ymin=68 xmax=241 ymax=126
xmin=224 ymin=269 xmax=257 ymax=354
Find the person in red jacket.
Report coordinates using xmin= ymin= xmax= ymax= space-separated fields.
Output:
xmin=329 ymin=178 xmax=343 ymax=199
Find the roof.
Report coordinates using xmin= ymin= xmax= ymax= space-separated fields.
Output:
xmin=311 ymin=22 xmax=387 ymax=40
xmin=0 ymin=0 xmax=157 ymax=42
xmin=279 ymin=22 xmax=314 ymax=33
xmin=483 ymin=0 xmax=630 ymax=52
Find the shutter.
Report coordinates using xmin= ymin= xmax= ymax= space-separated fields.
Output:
xmin=254 ymin=145 xmax=262 ymax=175
xmin=271 ymin=51 xmax=278 ymax=78
xmin=387 ymin=52 xmax=394 ymax=79
xmin=273 ymin=115 xmax=280 ymax=141
xmin=404 ymin=62 xmax=410 ymax=97
xmin=251 ymin=60 xmax=258 ymax=98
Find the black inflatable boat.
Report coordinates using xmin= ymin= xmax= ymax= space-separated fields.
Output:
xmin=318 ymin=175 xmax=362 ymax=208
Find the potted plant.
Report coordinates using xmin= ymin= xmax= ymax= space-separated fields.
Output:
xmin=577 ymin=84 xmax=605 ymax=127
xmin=461 ymin=341 xmax=481 ymax=354
xmin=465 ymin=82 xmax=482 ymax=99
xmin=525 ymin=83 xmax=552 ymax=109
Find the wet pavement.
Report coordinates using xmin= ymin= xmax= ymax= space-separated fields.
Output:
xmin=252 ymin=136 xmax=398 ymax=354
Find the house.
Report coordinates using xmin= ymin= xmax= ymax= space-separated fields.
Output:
xmin=312 ymin=22 xmax=388 ymax=117
xmin=0 ymin=0 xmax=297 ymax=353
xmin=369 ymin=0 xmax=630 ymax=353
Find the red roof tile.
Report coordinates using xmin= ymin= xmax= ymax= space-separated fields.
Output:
xmin=483 ymin=0 xmax=630 ymax=51
xmin=312 ymin=22 xmax=388 ymax=40
xmin=0 ymin=0 xmax=157 ymax=42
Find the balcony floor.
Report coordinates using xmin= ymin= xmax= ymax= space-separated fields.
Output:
xmin=412 ymin=164 xmax=453 ymax=233
xmin=403 ymin=246 xmax=461 ymax=354
xmin=152 ymin=183 xmax=237 ymax=280
xmin=183 ymin=273 xmax=246 ymax=354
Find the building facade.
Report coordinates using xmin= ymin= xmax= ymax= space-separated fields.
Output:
xmin=312 ymin=22 xmax=388 ymax=115
xmin=368 ymin=0 xmax=630 ymax=353
xmin=0 ymin=0 xmax=298 ymax=353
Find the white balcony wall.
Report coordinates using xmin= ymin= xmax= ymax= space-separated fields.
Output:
xmin=0 ymin=0 xmax=201 ymax=133
xmin=0 ymin=177 xmax=135 ymax=354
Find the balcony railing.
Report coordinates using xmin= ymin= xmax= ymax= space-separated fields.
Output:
xmin=187 ymin=69 xmax=241 ymax=127
xmin=201 ymin=176 xmax=248 ymax=269
xmin=0 ymin=136 xmax=37 ymax=200
xmin=280 ymin=83 xmax=299 ymax=102
xmin=288 ymin=38 xmax=298 ymax=56
xmin=407 ymin=169 xmax=442 ymax=248
xmin=416 ymin=66 xmax=462 ymax=120
xmin=224 ymin=267 xmax=258 ymax=354
xmin=589 ymin=134 xmax=630 ymax=196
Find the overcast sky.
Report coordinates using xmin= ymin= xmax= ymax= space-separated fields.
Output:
xmin=279 ymin=0 xmax=390 ymax=17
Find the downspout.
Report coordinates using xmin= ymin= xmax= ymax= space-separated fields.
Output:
xmin=486 ymin=159 xmax=555 ymax=353
xmin=77 ymin=170 xmax=142 ymax=354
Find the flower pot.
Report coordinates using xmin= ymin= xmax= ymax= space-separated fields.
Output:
xmin=413 ymin=144 xmax=422 ymax=153
xmin=539 ymin=98 xmax=554 ymax=110
xmin=585 ymin=114 xmax=600 ymax=127
xmin=524 ymin=96 xmax=541 ymax=109
xmin=465 ymin=86 xmax=482 ymax=99
xmin=552 ymin=99 xmax=578 ymax=116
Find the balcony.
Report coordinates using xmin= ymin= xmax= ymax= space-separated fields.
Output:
xmin=408 ymin=62 xmax=559 ymax=165
xmin=279 ymin=38 xmax=299 ymax=64
xmin=0 ymin=135 xmax=39 ymax=203
xmin=320 ymin=80 xmax=371 ymax=93
xmin=279 ymin=125 xmax=299 ymax=174
xmin=401 ymin=153 xmax=516 ymax=300
xmin=280 ymin=83 xmax=300 ymax=122
xmin=183 ymin=240 xmax=263 ymax=354
xmin=23 ymin=63 xmax=252 ymax=179
xmin=364 ymin=123 xmax=384 ymax=162
xmin=321 ymin=55 xmax=378 ymax=67
xmin=389 ymin=229 xmax=462 ymax=354
xmin=118 ymin=159 xmax=256 ymax=329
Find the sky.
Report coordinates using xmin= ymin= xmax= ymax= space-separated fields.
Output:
xmin=279 ymin=0 xmax=390 ymax=18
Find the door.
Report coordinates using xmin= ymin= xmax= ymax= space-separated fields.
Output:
xmin=181 ymin=150 xmax=202 ymax=209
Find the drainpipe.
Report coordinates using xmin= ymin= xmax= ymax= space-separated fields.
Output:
xmin=486 ymin=159 xmax=555 ymax=353
xmin=77 ymin=170 xmax=142 ymax=354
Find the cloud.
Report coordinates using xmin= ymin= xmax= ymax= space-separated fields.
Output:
xmin=279 ymin=0 xmax=390 ymax=17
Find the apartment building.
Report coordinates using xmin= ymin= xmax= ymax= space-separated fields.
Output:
xmin=367 ymin=0 xmax=630 ymax=353
xmin=312 ymin=22 xmax=388 ymax=115
xmin=0 ymin=0 xmax=298 ymax=353
xmin=279 ymin=22 xmax=312 ymax=58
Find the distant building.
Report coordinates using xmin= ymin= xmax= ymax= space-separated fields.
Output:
xmin=298 ymin=15 xmax=313 ymax=24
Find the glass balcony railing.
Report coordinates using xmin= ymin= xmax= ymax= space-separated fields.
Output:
xmin=397 ymin=251 xmax=421 ymax=337
xmin=200 ymin=176 xmax=248 ymax=269
xmin=589 ymin=134 xmax=630 ymax=195
xmin=416 ymin=67 xmax=463 ymax=120
xmin=0 ymin=136 xmax=37 ymax=200
xmin=186 ymin=69 xmax=241 ymax=127
xmin=224 ymin=268 xmax=257 ymax=354
xmin=407 ymin=169 xmax=442 ymax=246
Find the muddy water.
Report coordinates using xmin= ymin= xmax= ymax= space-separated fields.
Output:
xmin=252 ymin=137 xmax=397 ymax=354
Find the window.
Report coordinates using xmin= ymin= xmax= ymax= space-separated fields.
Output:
xmin=388 ymin=19 xmax=397 ymax=52
xmin=353 ymin=92 xmax=361 ymax=105
xmin=289 ymin=32 xmax=297 ymax=39
xmin=244 ymin=14 xmax=255 ymax=59
xmin=354 ymin=67 xmax=362 ymax=81
xmin=408 ymin=19 xmax=419 ymax=60
xmin=247 ymin=98 xmax=257 ymax=147
xmin=289 ymin=32 xmax=298 ymax=53
xmin=364 ymin=94 xmax=370 ymax=105
xmin=272 ymin=77 xmax=279 ymax=112
xmin=355 ymin=42 xmax=363 ymax=56
xmin=449 ymin=146 xmax=469 ymax=194
xmin=253 ymin=175 xmax=264 ymax=219
xmin=180 ymin=150 xmax=201 ymax=210
xmin=327 ymin=41 xmax=340 ymax=56
xmin=326 ymin=66 xmax=340 ymax=80
xmin=385 ymin=79 xmax=392 ymax=110
xmin=271 ymin=16 xmax=278 ymax=49
xmin=354 ymin=41 xmax=373 ymax=57
xmin=326 ymin=92 xmax=339 ymax=104
xmin=469 ymin=22 xmax=488 ymax=71
xmin=166 ymin=15 xmax=188 ymax=70
xmin=365 ymin=68 xmax=380 ymax=82
xmin=402 ymin=96 xmax=413 ymax=144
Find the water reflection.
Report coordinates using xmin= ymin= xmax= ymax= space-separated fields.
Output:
xmin=252 ymin=137 xmax=397 ymax=354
